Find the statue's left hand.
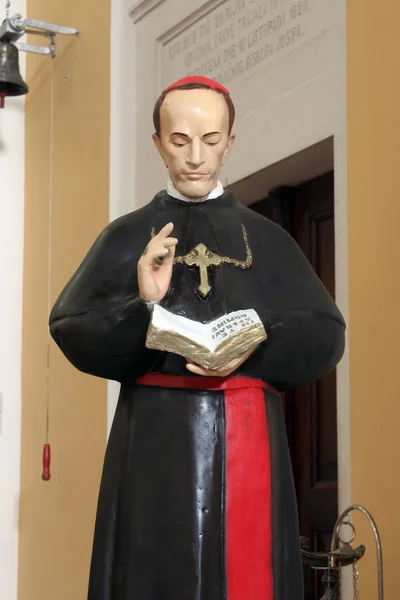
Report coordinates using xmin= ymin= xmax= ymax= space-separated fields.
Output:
xmin=186 ymin=346 xmax=256 ymax=378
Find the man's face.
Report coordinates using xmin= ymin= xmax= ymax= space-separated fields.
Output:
xmin=153 ymin=88 xmax=235 ymax=199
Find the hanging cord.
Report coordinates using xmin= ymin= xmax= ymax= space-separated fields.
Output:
xmin=42 ymin=56 xmax=55 ymax=481
xmin=5 ymin=0 xmax=10 ymax=19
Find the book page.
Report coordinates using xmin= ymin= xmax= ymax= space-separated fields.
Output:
xmin=209 ymin=310 xmax=262 ymax=351
xmin=151 ymin=305 xmax=262 ymax=352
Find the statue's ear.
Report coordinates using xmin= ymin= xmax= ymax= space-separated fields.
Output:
xmin=153 ymin=133 xmax=168 ymax=167
xmin=222 ymin=132 xmax=236 ymax=166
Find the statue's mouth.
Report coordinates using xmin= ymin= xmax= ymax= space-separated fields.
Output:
xmin=185 ymin=172 xmax=206 ymax=180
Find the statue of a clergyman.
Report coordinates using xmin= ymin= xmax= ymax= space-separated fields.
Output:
xmin=50 ymin=76 xmax=345 ymax=600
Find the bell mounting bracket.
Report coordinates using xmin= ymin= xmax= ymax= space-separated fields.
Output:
xmin=0 ymin=14 xmax=79 ymax=57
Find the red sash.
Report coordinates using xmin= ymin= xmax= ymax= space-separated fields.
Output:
xmin=137 ymin=374 xmax=275 ymax=600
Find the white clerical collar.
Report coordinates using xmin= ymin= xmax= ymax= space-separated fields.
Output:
xmin=167 ymin=179 xmax=224 ymax=203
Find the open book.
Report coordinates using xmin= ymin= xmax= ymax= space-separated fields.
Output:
xmin=146 ymin=305 xmax=267 ymax=370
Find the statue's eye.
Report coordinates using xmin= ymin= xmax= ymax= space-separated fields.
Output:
xmin=170 ymin=134 xmax=188 ymax=147
xmin=203 ymin=134 xmax=221 ymax=146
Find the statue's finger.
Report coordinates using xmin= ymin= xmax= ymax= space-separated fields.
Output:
xmin=186 ymin=363 xmax=206 ymax=376
xmin=153 ymin=222 xmax=174 ymax=241
xmin=163 ymin=244 xmax=176 ymax=264
xmin=162 ymin=237 xmax=178 ymax=247
xmin=140 ymin=246 xmax=169 ymax=265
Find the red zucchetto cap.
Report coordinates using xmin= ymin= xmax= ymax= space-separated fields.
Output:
xmin=163 ymin=76 xmax=230 ymax=95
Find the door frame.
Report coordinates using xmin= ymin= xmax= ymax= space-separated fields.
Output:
xmin=228 ymin=142 xmax=351 ymax=518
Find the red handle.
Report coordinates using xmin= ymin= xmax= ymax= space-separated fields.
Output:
xmin=42 ymin=443 xmax=51 ymax=481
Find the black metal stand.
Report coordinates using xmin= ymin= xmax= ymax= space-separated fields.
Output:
xmin=301 ymin=504 xmax=383 ymax=600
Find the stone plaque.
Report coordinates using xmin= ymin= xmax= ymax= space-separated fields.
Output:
xmin=158 ymin=0 xmax=331 ymax=89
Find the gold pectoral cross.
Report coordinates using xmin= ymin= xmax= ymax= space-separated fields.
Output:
xmin=151 ymin=224 xmax=252 ymax=298
xmin=180 ymin=244 xmax=224 ymax=297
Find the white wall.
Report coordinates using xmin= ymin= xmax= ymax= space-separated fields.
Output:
xmin=129 ymin=0 xmax=345 ymax=205
xmin=0 ymin=2 xmax=26 ymax=597
xmin=107 ymin=0 xmax=138 ymax=434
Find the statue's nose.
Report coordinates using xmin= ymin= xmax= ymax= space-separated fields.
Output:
xmin=186 ymin=138 xmax=205 ymax=167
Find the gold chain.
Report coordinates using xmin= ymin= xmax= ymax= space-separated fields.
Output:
xmin=353 ymin=563 xmax=361 ymax=600
xmin=216 ymin=225 xmax=252 ymax=269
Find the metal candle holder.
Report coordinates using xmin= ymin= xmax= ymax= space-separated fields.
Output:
xmin=301 ymin=505 xmax=383 ymax=600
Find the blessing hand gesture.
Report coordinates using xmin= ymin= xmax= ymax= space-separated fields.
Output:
xmin=138 ymin=222 xmax=178 ymax=302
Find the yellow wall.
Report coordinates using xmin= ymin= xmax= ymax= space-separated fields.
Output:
xmin=348 ymin=1 xmax=400 ymax=598
xmin=18 ymin=1 xmax=110 ymax=598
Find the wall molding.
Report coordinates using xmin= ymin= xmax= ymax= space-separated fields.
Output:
xmin=128 ymin=0 xmax=165 ymax=23
xmin=156 ymin=0 xmax=224 ymax=43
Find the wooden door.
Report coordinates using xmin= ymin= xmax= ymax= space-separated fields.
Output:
xmin=250 ymin=172 xmax=337 ymax=600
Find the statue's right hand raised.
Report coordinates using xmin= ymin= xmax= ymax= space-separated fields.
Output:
xmin=138 ymin=222 xmax=178 ymax=302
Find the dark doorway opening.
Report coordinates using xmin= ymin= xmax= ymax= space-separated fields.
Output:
xmin=250 ymin=171 xmax=338 ymax=600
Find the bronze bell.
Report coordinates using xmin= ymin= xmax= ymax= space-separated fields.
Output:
xmin=0 ymin=42 xmax=29 ymax=108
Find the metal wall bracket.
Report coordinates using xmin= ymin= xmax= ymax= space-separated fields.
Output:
xmin=0 ymin=14 xmax=78 ymax=57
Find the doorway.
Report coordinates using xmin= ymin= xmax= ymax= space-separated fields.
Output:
xmin=250 ymin=171 xmax=337 ymax=600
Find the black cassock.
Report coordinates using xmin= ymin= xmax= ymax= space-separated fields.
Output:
xmin=50 ymin=190 xmax=345 ymax=600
